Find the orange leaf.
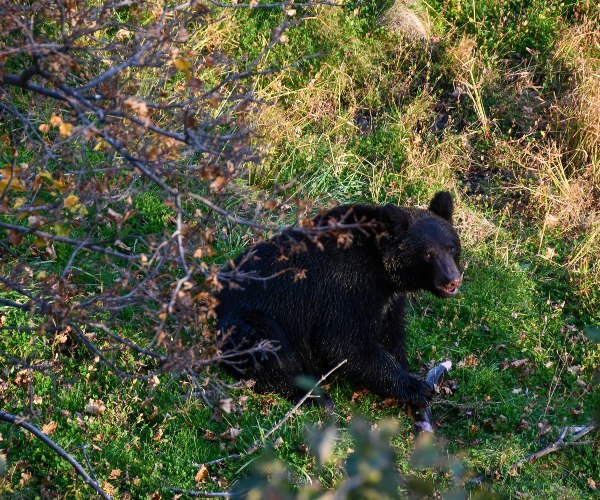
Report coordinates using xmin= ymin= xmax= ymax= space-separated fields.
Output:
xmin=195 ymin=464 xmax=209 ymax=484
xmin=41 ymin=421 xmax=57 ymax=435
xmin=59 ymin=123 xmax=73 ymax=137
xmin=109 ymin=469 xmax=122 ymax=480
xmin=173 ymin=58 xmax=191 ymax=74
xmin=49 ymin=114 xmax=63 ymax=127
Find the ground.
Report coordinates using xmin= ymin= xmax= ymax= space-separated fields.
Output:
xmin=0 ymin=0 xmax=598 ymax=498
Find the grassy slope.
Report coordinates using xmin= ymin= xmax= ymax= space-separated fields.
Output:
xmin=1 ymin=0 xmax=599 ymax=498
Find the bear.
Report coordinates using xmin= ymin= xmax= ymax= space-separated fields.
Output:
xmin=214 ymin=191 xmax=461 ymax=409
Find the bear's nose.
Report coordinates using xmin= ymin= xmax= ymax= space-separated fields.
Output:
xmin=447 ymin=277 xmax=462 ymax=290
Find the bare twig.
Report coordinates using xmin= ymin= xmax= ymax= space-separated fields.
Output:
xmin=0 ymin=410 xmax=111 ymax=500
xmin=469 ymin=422 xmax=598 ymax=486
xmin=511 ymin=423 xmax=598 ymax=470
xmin=245 ymin=358 xmax=348 ymax=455
xmin=168 ymin=358 xmax=348 ymax=498
xmin=167 ymin=488 xmax=235 ymax=498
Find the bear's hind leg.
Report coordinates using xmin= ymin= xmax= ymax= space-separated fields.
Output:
xmin=218 ymin=313 xmax=307 ymax=400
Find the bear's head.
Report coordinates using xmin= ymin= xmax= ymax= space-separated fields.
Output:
xmin=380 ymin=191 xmax=462 ymax=298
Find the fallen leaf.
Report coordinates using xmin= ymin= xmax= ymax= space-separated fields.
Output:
xmin=63 ymin=194 xmax=82 ymax=212
xmin=536 ymin=420 xmax=552 ymax=436
xmin=85 ymin=399 xmax=106 ymax=415
xmin=20 ymin=471 xmax=32 ymax=487
xmin=102 ymin=482 xmax=116 ymax=497
xmin=457 ymin=354 xmax=479 ymax=368
xmin=483 ymin=418 xmax=495 ymax=431
xmin=511 ymin=358 xmax=529 ymax=368
xmin=351 ymin=389 xmax=369 ymax=402
xmin=219 ymin=398 xmax=232 ymax=414
xmin=108 ymin=469 xmax=121 ymax=480
xmin=148 ymin=375 xmax=160 ymax=390
xmin=195 ymin=464 xmax=209 ymax=484
xmin=204 ymin=429 xmax=217 ymax=441
xmin=7 ymin=230 xmax=23 ymax=246
xmin=50 ymin=114 xmax=63 ymax=126
xmin=173 ymin=58 xmax=191 ymax=72
xmin=518 ymin=419 xmax=531 ymax=430
xmin=209 ymin=176 xmax=228 ymax=193
xmin=219 ymin=427 xmax=241 ymax=441
xmin=59 ymin=123 xmax=73 ymax=137
xmin=41 ymin=421 xmax=57 ymax=435
xmin=124 ymin=96 xmax=150 ymax=122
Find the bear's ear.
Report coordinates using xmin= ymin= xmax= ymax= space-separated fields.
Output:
xmin=381 ymin=205 xmax=410 ymax=234
xmin=429 ymin=191 xmax=454 ymax=223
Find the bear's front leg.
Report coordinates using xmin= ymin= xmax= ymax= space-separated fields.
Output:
xmin=379 ymin=293 xmax=410 ymax=369
xmin=342 ymin=346 xmax=433 ymax=408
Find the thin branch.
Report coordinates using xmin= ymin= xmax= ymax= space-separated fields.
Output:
xmin=0 ymin=410 xmax=111 ymax=500
xmin=69 ymin=324 xmax=162 ymax=380
xmin=511 ymin=423 xmax=598 ymax=470
xmin=167 ymin=488 xmax=235 ymax=498
xmin=206 ymin=0 xmax=345 ymax=10
xmin=168 ymin=359 xmax=347 ymax=495
xmin=244 ymin=358 xmax=346 ymax=456
xmin=61 ymin=237 xmax=90 ymax=277
xmin=86 ymin=323 xmax=166 ymax=360
xmin=0 ymin=297 xmax=31 ymax=311
xmin=1 ymin=74 xmax=68 ymax=101
xmin=78 ymin=42 xmax=152 ymax=90
xmin=470 ymin=423 xmax=598 ymax=486
xmin=0 ymin=221 xmax=140 ymax=261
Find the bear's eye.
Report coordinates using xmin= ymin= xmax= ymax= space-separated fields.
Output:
xmin=424 ymin=251 xmax=434 ymax=261
xmin=447 ymin=245 xmax=456 ymax=255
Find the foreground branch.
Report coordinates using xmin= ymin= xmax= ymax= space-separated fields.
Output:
xmin=0 ymin=411 xmax=111 ymax=500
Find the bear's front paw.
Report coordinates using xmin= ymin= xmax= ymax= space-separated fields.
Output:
xmin=407 ymin=377 xmax=434 ymax=409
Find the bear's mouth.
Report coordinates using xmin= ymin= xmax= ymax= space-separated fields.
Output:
xmin=435 ymin=283 xmax=460 ymax=298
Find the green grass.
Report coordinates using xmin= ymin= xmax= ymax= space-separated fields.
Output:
xmin=1 ymin=0 xmax=599 ymax=498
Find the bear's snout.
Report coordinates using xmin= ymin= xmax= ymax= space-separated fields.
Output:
xmin=436 ymin=276 xmax=462 ymax=297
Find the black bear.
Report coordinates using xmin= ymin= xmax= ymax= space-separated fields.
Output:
xmin=215 ymin=191 xmax=461 ymax=408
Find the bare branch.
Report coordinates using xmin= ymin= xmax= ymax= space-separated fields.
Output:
xmin=0 ymin=221 xmax=140 ymax=261
xmin=167 ymin=488 xmax=234 ymax=498
xmin=511 ymin=423 xmax=598 ymax=470
xmin=0 ymin=410 xmax=111 ymax=500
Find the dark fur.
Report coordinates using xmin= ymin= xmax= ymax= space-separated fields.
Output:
xmin=215 ymin=191 xmax=461 ymax=408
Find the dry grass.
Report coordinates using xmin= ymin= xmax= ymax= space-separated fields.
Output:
xmin=444 ymin=36 xmax=497 ymax=132
xmin=552 ymin=19 xmax=600 ymax=186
